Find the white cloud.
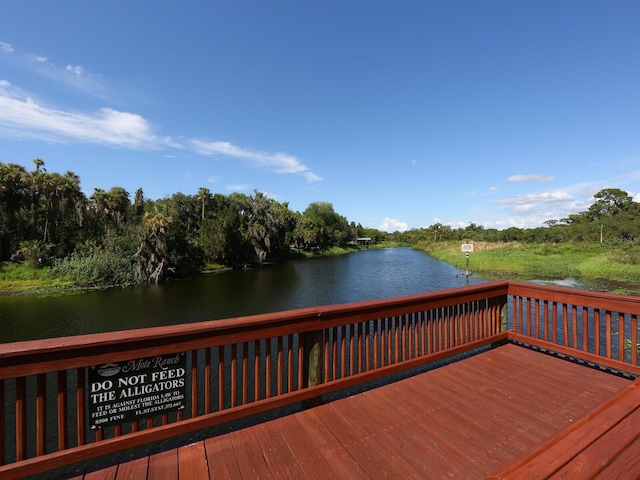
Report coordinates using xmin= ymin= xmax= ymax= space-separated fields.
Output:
xmin=0 ymin=81 xmax=177 ymax=149
xmin=0 ymin=42 xmax=13 ymax=53
xmin=380 ymin=217 xmax=408 ymax=233
xmin=66 ymin=65 xmax=84 ymax=76
xmin=495 ymin=191 xmax=574 ymax=205
xmin=191 ymin=139 xmax=322 ymax=182
xmin=228 ymin=184 xmax=250 ymax=191
xmin=507 ymin=174 xmax=555 ymax=183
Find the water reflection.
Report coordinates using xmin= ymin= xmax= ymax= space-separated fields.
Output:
xmin=1 ymin=248 xmax=487 ymax=342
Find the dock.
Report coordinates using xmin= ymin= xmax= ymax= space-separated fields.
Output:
xmin=2 ymin=281 xmax=640 ymax=478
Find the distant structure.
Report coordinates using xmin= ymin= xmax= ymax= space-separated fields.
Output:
xmin=356 ymin=237 xmax=371 ymax=249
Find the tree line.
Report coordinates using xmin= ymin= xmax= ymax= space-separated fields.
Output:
xmin=389 ymin=188 xmax=640 ymax=246
xmin=0 ymin=159 xmax=384 ymax=287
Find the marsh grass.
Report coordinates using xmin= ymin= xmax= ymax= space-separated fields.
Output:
xmin=422 ymin=241 xmax=640 ymax=284
xmin=0 ymin=262 xmax=73 ymax=295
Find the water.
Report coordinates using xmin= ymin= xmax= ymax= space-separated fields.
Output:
xmin=0 ymin=248 xmax=484 ymax=343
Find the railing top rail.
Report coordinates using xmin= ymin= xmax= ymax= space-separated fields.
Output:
xmin=507 ymin=281 xmax=640 ymax=315
xmin=0 ymin=281 xmax=510 ymax=376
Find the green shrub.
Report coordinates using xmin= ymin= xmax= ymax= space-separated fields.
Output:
xmin=52 ymin=250 xmax=138 ymax=288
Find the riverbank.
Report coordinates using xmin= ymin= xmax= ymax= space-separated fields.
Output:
xmin=418 ymin=241 xmax=640 ymax=295
xmin=0 ymin=243 xmax=396 ymax=297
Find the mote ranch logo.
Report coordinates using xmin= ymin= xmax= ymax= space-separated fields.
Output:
xmin=88 ymin=352 xmax=187 ymax=429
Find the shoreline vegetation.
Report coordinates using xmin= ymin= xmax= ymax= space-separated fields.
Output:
xmin=2 ymin=241 xmax=640 ymax=297
xmin=417 ymin=241 xmax=640 ymax=296
xmin=2 ymin=162 xmax=639 ymax=297
xmin=0 ymin=243 xmax=388 ymax=297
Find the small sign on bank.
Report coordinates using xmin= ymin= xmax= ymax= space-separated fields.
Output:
xmin=88 ymin=352 xmax=187 ymax=429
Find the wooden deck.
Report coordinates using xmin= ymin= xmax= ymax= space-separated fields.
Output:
xmin=65 ymin=343 xmax=637 ymax=479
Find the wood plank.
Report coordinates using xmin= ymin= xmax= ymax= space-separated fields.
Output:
xmin=264 ymin=414 xmax=342 ymax=480
xmin=228 ymin=426 xmax=275 ymax=478
xmin=83 ymin=464 xmax=118 ymax=480
xmin=327 ymin=392 xmax=429 ymax=478
xmin=486 ymin=381 xmax=640 ymax=479
xmin=311 ymin=401 xmax=409 ymax=478
xmin=177 ymin=442 xmax=209 ymax=480
xmin=554 ymin=403 xmax=640 ymax=478
xmin=147 ymin=448 xmax=178 ymax=480
xmin=594 ymin=435 xmax=640 ymax=479
xmin=293 ymin=408 xmax=369 ymax=478
xmin=249 ymin=420 xmax=301 ymax=480
xmin=203 ymin=434 xmax=243 ymax=479
xmin=115 ymin=456 xmax=148 ymax=480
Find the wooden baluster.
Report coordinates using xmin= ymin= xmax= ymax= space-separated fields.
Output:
xmin=618 ymin=313 xmax=625 ymax=362
xmin=265 ymin=339 xmax=272 ymax=398
xmin=341 ymin=326 xmax=347 ymax=378
xmin=605 ymin=311 xmax=613 ymax=359
xmin=205 ymin=348 xmax=212 ymax=414
xmin=277 ymin=337 xmax=283 ymax=396
xmin=242 ymin=342 xmax=249 ymax=405
xmin=381 ymin=319 xmax=387 ymax=366
xmin=533 ymin=299 xmax=540 ymax=340
xmin=562 ymin=303 xmax=569 ymax=347
xmin=399 ymin=315 xmax=405 ymax=361
xmin=254 ymin=340 xmax=261 ymax=401
xmin=411 ymin=313 xmax=418 ymax=357
xmin=231 ymin=344 xmax=237 ymax=407
xmin=632 ymin=315 xmax=638 ymax=366
xmin=446 ymin=307 xmax=453 ymax=350
xmin=288 ymin=335 xmax=294 ymax=393
xmin=373 ymin=319 xmax=379 ymax=369
xmin=324 ymin=330 xmax=330 ymax=381
xmin=571 ymin=305 xmax=578 ymax=349
xmin=218 ymin=345 xmax=225 ymax=411
xmin=191 ymin=350 xmax=198 ymax=417
xmin=297 ymin=335 xmax=304 ymax=391
xmin=350 ymin=325 xmax=356 ymax=375
xmin=15 ymin=377 xmax=27 ymax=461
xmin=582 ymin=307 xmax=589 ymax=353
xmin=76 ymin=368 xmax=86 ymax=446
xmin=419 ymin=312 xmax=425 ymax=357
xmin=388 ymin=318 xmax=395 ymax=364
xmin=36 ymin=373 xmax=46 ymax=456
xmin=552 ymin=303 xmax=558 ymax=344
xmin=594 ymin=309 xmax=601 ymax=357
xmin=360 ymin=321 xmax=367 ymax=373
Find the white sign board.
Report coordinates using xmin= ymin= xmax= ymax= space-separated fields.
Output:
xmin=461 ymin=243 xmax=474 ymax=253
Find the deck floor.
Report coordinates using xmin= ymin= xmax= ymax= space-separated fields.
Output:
xmin=69 ymin=344 xmax=632 ymax=479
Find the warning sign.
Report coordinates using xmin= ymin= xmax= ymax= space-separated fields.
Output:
xmin=88 ymin=352 xmax=186 ymax=429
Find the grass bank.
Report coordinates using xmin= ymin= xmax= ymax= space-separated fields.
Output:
xmin=418 ymin=241 xmax=640 ymax=294
xmin=0 ymin=244 xmax=381 ymax=296
xmin=0 ymin=262 xmax=75 ymax=296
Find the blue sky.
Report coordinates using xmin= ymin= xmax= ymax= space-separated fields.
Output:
xmin=1 ymin=1 xmax=639 ymax=232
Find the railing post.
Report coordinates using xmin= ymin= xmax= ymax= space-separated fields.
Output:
xmin=302 ymin=329 xmax=323 ymax=407
xmin=500 ymin=295 xmax=509 ymax=332
xmin=489 ymin=295 xmax=509 ymax=349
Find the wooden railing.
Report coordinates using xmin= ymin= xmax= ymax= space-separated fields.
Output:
xmin=0 ymin=281 xmax=509 ymax=479
xmin=508 ymin=281 xmax=640 ymax=376
xmin=3 ymin=280 xmax=640 ymax=479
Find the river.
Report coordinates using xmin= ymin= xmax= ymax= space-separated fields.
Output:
xmin=0 ymin=247 xmax=486 ymax=343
